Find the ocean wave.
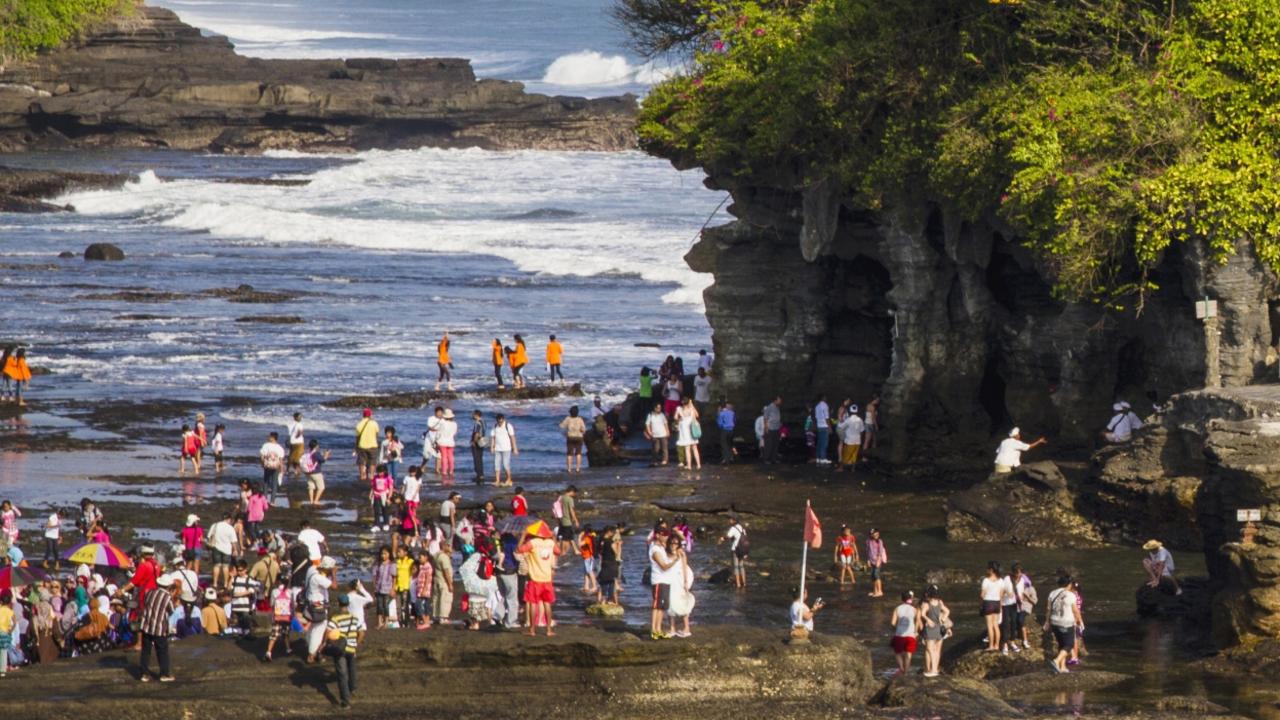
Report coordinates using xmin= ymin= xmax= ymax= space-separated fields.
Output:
xmin=540 ymin=50 xmax=675 ymax=88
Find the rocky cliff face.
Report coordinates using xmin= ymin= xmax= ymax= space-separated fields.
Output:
xmin=0 ymin=6 xmax=636 ymax=153
xmin=687 ymin=173 xmax=1280 ymax=465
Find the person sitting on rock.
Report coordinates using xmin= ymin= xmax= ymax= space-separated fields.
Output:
xmin=1142 ymin=540 xmax=1182 ymax=595
xmin=1102 ymin=402 xmax=1134 ymax=443
xmin=993 ymin=427 xmax=1046 ymax=474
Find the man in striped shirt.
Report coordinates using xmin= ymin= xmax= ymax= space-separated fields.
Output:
xmin=139 ymin=573 xmax=178 ymax=682
xmin=325 ymin=594 xmax=363 ymax=708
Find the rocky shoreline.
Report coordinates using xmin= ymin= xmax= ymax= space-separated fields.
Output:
xmin=0 ymin=6 xmax=637 ymax=156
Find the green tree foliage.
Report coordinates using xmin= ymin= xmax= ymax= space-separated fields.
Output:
xmin=1 ymin=0 xmax=134 ymax=61
xmin=633 ymin=0 xmax=1280 ymax=306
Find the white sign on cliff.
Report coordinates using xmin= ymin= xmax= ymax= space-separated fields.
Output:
xmin=1237 ymin=509 xmax=1262 ymax=522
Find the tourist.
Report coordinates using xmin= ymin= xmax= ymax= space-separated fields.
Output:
xmin=411 ymin=551 xmax=434 ymax=630
xmin=803 ymin=402 xmax=817 ymax=461
xmin=555 ymin=486 xmax=580 ymax=556
xmin=395 ymin=544 xmax=415 ymax=627
xmin=834 ymin=525 xmax=860 ymax=586
xmin=836 ymin=405 xmax=864 ymax=471
xmin=890 ymin=590 xmax=918 ymax=676
xmin=179 ymin=514 xmax=203 ymax=575
xmin=1102 ymin=402 xmax=1133 ymax=443
xmin=1013 ymin=563 xmax=1037 ymax=649
xmin=1 ymin=347 xmax=32 ymax=405
xmin=262 ymin=577 xmax=294 ymax=661
xmin=437 ymin=409 xmax=459 ymax=480
xmin=993 ymin=427 xmax=1047 ymax=474
xmin=510 ymin=334 xmax=529 ymax=388
xmin=344 ymin=579 xmax=374 ymax=635
xmin=693 ymin=367 xmax=712 ymax=412
xmin=207 ymin=514 xmax=237 ymax=589
xmin=1045 ymin=575 xmax=1083 ymax=674
xmin=999 ymin=563 xmax=1020 ymax=654
xmin=667 ymin=532 xmax=696 ymax=637
xmin=866 ymin=528 xmax=888 ymax=598
xmin=490 ymin=338 xmax=506 ymax=389
xmin=591 ymin=395 xmax=605 ymax=422
xmin=402 ymin=465 xmax=422 ymax=525
xmin=245 ymin=484 xmax=269 ymax=543
xmin=325 ymin=594 xmax=363 ymax=708
xmin=980 ymin=561 xmax=1005 ymax=651
xmin=919 ymin=585 xmax=951 ymax=677
xmin=355 ymin=408 xmax=380 ymax=483
xmin=286 ymin=411 xmax=305 ymax=478
xmin=674 ymin=397 xmax=702 ymax=470
xmin=547 ymin=334 xmax=565 ymax=383
xmin=435 ymin=331 xmax=454 ymax=392
xmin=1070 ymin=579 xmax=1086 ymax=665
xmin=560 ymin=405 xmax=588 ymax=473
xmin=304 ymin=556 xmax=337 ymax=663
xmin=863 ymin=395 xmax=881 ymax=450
xmin=179 ymin=424 xmax=200 ymax=475
xmin=663 ymin=373 xmax=683 ymax=418
xmin=42 ymin=509 xmax=60 ymax=569
xmin=249 ymin=546 xmax=279 ymax=590
xmin=0 ymin=500 xmax=18 ymax=549
xmin=648 ymin=529 xmax=682 ymax=640
xmin=789 ymin=586 xmax=823 ymax=633
xmin=644 ymin=404 xmax=670 ymax=466
xmin=0 ymin=589 xmax=14 ymax=677
xmin=761 ymin=396 xmax=782 ymax=464
xmin=137 ymin=574 xmax=178 ymax=682
xmin=597 ymin=525 xmax=622 ymax=604
xmin=1142 ymin=539 xmax=1182 ymax=595
xmin=297 ymin=519 xmax=327 ymax=564
xmin=439 ymin=491 xmax=460 ymax=549
xmin=200 ymin=588 xmax=227 ymax=636
xmin=391 ymin=493 xmax=418 ymax=556
xmin=380 ymin=426 xmax=404 ymax=481
xmin=469 ymin=410 xmax=487 ymax=483
xmin=78 ymin=497 xmax=103 ymax=540
xmin=211 ymin=423 xmax=226 ymax=474
xmin=636 ymin=366 xmax=654 ymax=426
xmin=194 ymin=413 xmax=208 ymax=470
xmin=302 ymin=439 xmax=330 ymax=506
xmin=490 ymin=414 xmax=517 ymax=486
xmin=577 ymin=525 xmax=599 ymax=594
xmin=697 ymin=348 xmax=713 ymax=373
xmin=369 ymin=464 xmax=394 ymax=533
xmin=722 ymin=516 xmax=749 ymax=590
xmin=496 ymin=532 xmax=521 ymax=628
xmin=369 ymin=545 xmax=394 ymax=629
xmin=716 ymin=400 xmax=736 ymax=463
xmin=229 ymin=560 xmax=261 ymax=634
xmin=814 ymin=394 xmax=832 ymax=465
xmin=260 ymin=431 xmax=286 ymax=501
xmin=520 ymin=526 xmax=561 ymax=635
xmin=511 ymin=486 xmax=528 ymax=516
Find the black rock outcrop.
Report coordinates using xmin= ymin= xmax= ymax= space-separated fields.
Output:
xmin=83 ymin=243 xmax=125 ymax=261
xmin=0 ymin=6 xmax=636 ymax=154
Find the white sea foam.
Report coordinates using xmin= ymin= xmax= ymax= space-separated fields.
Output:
xmin=59 ymin=148 xmax=722 ymax=306
xmin=541 ymin=50 xmax=675 ymax=87
xmin=220 ymin=408 xmax=345 ymax=433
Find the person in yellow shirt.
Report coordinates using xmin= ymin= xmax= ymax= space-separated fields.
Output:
xmin=0 ymin=588 xmax=14 ymax=676
xmin=394 ymin=544 xmax=414 ymax=627
xmin=2 ymin=347 xmax=33 ymax=406
xmin=510 ymin=335 xmax=529 ymax=389
xmin=435 ymin=332 xmax=453 ymax=392
xmin=491 ymin=338 xmax=506 ymax=389
xmin=355 ymin=409 xmax=381 ymax=483
xmin=546 ymin=334 xmax=564 ymax=384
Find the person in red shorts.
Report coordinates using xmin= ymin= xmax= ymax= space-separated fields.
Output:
xmin=890 ymin=590 xmax=919 ymax=677
xmin=518 ymin=524 xmax=561 ymax=636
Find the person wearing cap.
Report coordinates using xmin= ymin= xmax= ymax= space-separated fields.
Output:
xmin=201 ymin=587 xmax=229 ymax=635
xmin=117 ymin=545 xmax=161 ymax=618
xmin=180 ymin=514 xmax=204 ymax=575
xmin=326 ymin=593 xmax=364 ymax=708
xmin=138 ymin=573 xmax=179 ymax=682
xmin=169 ymin=555 xmax=200 ymax=608
xmin=355 ymin=409 xmax=381 ymax=483
xmin=993 ymin=427 xmax=1047 ymax=474
xmin=250 ymin=545 xmax=281 ymax=589
xmin=305 ymin=556 xmax=337 ymax=663
xmin=1142 ymin=540 xmax=1182 ymax=595
xmin=437 ymin=408 xmax=459 ymax=478
xmin=836 ymin=404 xmax=865 ymax=471
xmin=1103 ymin=402 xmax=1134 ymax=443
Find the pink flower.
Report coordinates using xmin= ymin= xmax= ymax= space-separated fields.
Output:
xmin=1000 ymin=193 xmax=1010 ymax=204
xmin=1048 ymin=108 xmax=1060 ymax=122
xmin=712 ymin=39 xmax=726 ymax=52
xmin=753 ymin=27 xmax=766 ymax=36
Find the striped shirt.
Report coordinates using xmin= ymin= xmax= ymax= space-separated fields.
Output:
xmin=325 ymin=612 xmax=362 ymax=654
xmin=231 ymin=576 xmax=262 ymax=613
xmin=140 ymin=586 xmax=174 ymax=637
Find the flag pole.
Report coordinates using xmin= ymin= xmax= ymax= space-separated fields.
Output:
xmin=799 ymin=500 xmax=810 ymax=601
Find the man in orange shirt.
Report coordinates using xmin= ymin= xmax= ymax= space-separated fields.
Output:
xmin=546 ymin=334 xmax=564 ymax=384
xmin=491 ymin=338 xmax=506 ymax=389
xmin=435 ymin=332 xmax=453 ymax=392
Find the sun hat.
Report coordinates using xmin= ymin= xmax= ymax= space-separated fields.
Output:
xmin=204 ymin=588 xmax=217 ymax=601
xmin=1142 ymin=539 xmax=1162 ymax=551
xmin=320 ymin=556 xmax=337 ymax=569
xmin=155 ymin=574 xmax=175 ymax=588
xmin=443 ymin=409 xmax=455 ymax=419
xmin=1113 ymin=402 xmax=1124 ymax=411
xmin=139 ymin=545 xmax=155 ymax=555
xmin=850 ymin=404 xmax=859 ymax=414
xmin=186 ymin=514 xmax=200 ymax=526
xmin=1009 ymin=427 xmax=1021 ymax=437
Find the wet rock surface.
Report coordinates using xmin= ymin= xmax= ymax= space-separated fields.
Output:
xmin=83 ymin=242 xmax=126 ymax=261
xmin=945 ymin=461 xmax=1104 ymax=547
xmin=0 ymin=6 xmax=637 ymax=155
xmin=330 ymin=383 xmax=585 ymax=409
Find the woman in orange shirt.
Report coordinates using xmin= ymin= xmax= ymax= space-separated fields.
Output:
xmin=2 ymin=347 xmax=32 ymax=406
xmin=511 ymin=335 xmax=528 ymax=389
xmin=491 ymin=338 xmax=506 ymax=389
xmin=546 ymin=334 xmax=564 ymax=384
xmin=435 ymin=332 xmax=453 ymax=392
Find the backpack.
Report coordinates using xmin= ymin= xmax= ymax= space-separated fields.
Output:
xmin=500 ymin=536 xmax=519 ymax=573
xmin=733 ymin=528 xmax=751 ymax=557
xmin=300 ymin=451 xmax=318 ymax=475
xmin=477 ymin=555 xmax=494 ymax=580
xmin=552 ymin=497 xmax=564 ymax=520
xmin=272 ymin=590 xmax=293 ymax=620
xmin=1022 ymin=581 xmax=1039 ymax=609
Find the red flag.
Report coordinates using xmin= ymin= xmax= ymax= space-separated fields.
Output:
xmin=803 ymin=501 xmax=822 ymax=549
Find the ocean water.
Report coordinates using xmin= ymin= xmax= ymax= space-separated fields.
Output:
xmin=152 ymin=0 xmax=682 ymax=96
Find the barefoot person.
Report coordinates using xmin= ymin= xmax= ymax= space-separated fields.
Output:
xmin=1142 ymin=539 xmax=1182 ymax=595
xmin=559 ymin=406 xmax=587 ymax=473
xmin=435 ymin=331 xmax=454 ymax=392
xmin=980 ymin=561 xmax=1005 ymax=651
xmin=2 ymin=347 xmax=32 ymax=405
xmin=302 ymin=439 xmax=331 ymax=506
xmin=866 ymin=528 xmax=888 ymax=598
xmin=890 ymin=590 xmax=919 ymax=676
xmin=286 ymin=412 xmax=305 ymax=479
xmin=547 ymin=334 xmax=564 ymax=384
xmin=993 ymin=427 xmax=1047 ymax=474
xmin=834 ymin=525 xmax=860 ymax=586
xmin=1045 ymin=575 xmax=1084 ymax=674
xmin=721 ymin=516 xmax=749 ymax=590
xmin=490 ymin=414 xmax=517 ymax=486
xmin=920 ymin=585 xmax=951 ymax=677
xmin=491 ymin=338 xmax=506 ymax=389
xmin=519 ymin=524 xmax=562 ymax=636
xmin=510 ymin=335 xmax=529 ymax=389
xmin=355 ymin=409 xmax=380 ymax=483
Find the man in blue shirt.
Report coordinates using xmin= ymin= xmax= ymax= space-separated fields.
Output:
xmin=716 ymin=401 xmax=737 ymax=464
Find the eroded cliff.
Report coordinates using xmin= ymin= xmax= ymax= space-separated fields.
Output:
xmin=0 ymin=6 xmax=636 ymax=153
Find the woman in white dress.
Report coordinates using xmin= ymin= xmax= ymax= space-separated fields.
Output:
xmin=666 ymin=533 xmax=695 ymax=637
xmin=674 ymin=397 xmax=702 ymax=470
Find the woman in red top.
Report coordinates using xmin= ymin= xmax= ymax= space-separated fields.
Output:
xmin=510 ymin=488 xmax=528 ymax=516
xmin=833 ymin=526 xmax=860 ymax=586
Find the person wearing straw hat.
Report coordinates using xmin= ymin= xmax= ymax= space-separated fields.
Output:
xmin=1142 ymin=540 xmax=1182 ymax=595
xmin=138 ymin=573 xmax=178 ymax=682
xmin=993 ymin=427 xmax=1047 ymax=474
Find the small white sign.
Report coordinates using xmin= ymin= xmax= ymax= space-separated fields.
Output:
xmin=1196 ymin=300 xmax=1219 ymax=319
xmin=1237 ymin=509 xmax=1262 ymax=522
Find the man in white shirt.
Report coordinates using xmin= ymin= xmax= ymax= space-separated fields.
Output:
xmin=260 ymin=432 xmax=287 ymax=502
xmin=296 ymin=520 xmax=326 ymax=562
xmin=42 ymin=511 xmax=60 ymax=569
xmin=790 ymin=587 xmax=823 ymax=633
xmin=1102 ymin=403 xmax=1132 ymax=443
xmin=648 ymin=536 xmax=681 ymax=639
xmin=490 ymin=415 xmax=518 ymax=486
xmin=287 ymin=412 xmax=305 ymax=479
xmin=814 ymin=395 xmax=832 ymax=465
xmin=207 ymin=512 xmax=239 ymax=589
xmin=169 ymin=555 xmax=200 ymax=606
xmin=304 ymin=556 xmax=336 ymax=662
xmin=837 ymin=406 xmax=865 ymax=470
xmin=590 ymin=396 xmax=606 ymax=422
xmin=993 ymin=427 xmax=1047 ymax=474
xmin=644 ymin=405 xmax=670 ymax=466
xmin=1142 ymin=539 xmax=1181 ymax=595
xmin=693 ymin=368 xmax=712 ymax=407
xmin=697 ymin=349 xmax=713 ymax=373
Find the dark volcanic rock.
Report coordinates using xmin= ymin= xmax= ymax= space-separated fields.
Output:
xmin=945 ymin=461 xmax=1104 ymax=547
xmin=234 ymin=315 xmax=304 ymax=324
xmin=57 ymin=251 xmax=75 ymax=258
xmin=83 ymin=289 xmax=187 ymax=302
xmin=331 ymin=383 xmax=585 ymax=409
xmin=83 ymin=243 xmax=125 ymax=261
xmin=874 ymin=675 xmax=1021 ymax=718
xmin=206 ymin=284 xmax=301 ymax=303
xmin=0 ymin=6 xmax=636 ymax=154
xmin=0 ymin=167 xmax=130 ymax=212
